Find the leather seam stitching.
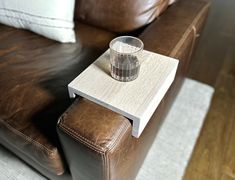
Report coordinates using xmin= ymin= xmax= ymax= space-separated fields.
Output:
xmin=58 ymin=100 xmax=131 ymax=153
xmin=58 ymin=100 xmax=107 ymax=152
xmin=106 ymin=120 xmax=131 ymax=151
xmin=103 ymin=122 xmax=130 ymax=180
xmin=59 ymin=125 xmax=107 ymax=179
xmin=0 ymin=119 xmax=58 ymax=156
xmin=102 ymin=153 xmax=107 ymax=180
xmin=102 ymin=121 xmax=130 ymax=180
xmin=105 ymin=119 xmax=127 ymax=149
xmin=109 ymin=122 xmax=130 ymax=153
xmin=58 ymin=100 xmax=131 ymax=180
xmin=59 ymin=124 xmax=105 ymax=154
xmin=59 ymin=115 xmax=131 ymax=152
xmin=0 ymin=135 xmax=64 ymax=175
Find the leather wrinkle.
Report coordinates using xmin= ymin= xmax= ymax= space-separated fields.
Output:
xmin=58 ymin=99 xmax=132 ymax=180
xmin=59 ymin=124 xmax=105 ymax=154
xmin=0 ymin=119 xmax=56 ymax=155
xmin=0 ymin=22 xmax=116 ymax=176
xmin=59 ymin=103 xmax=131 ymax=153
xmin=0 ymin=128 xmax=64 ymax=175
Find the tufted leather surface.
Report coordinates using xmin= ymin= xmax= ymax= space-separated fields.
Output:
xmin=58 ymin=0 xmax=211 ymax=179
xmin=75 ymin=0 xmax=170 ymax=33
xmin=0 ymin=22 xmax=116 ymax=176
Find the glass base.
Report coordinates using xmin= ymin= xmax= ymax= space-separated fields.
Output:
xmin=111 ymin=65 xmax=140 ymax=82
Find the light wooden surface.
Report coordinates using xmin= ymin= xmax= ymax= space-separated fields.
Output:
xmin=185 ymin=46 xmax=235 ymax=180
xmin=185 ymin=0 xmax=235 ymax=178
xmin=68 ymin=46 xmax=178 ymax=138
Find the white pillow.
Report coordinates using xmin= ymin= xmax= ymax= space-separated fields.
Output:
xmin=0 ymin=0 xmax=76 ymax=43
xmin=168 ymin=0 xmax=176 ymax=5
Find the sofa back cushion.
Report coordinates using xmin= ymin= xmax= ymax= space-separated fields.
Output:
xmin=75 ymin=0 xmax=170 ymax=33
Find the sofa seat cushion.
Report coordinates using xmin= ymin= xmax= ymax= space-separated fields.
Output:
xmin=0 ymin=22 xmax=116 ymax=175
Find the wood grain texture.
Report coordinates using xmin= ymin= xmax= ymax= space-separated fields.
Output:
xmin=185 ymin=0 xmax=235 ymax=178
xmin=185 ymin=46 xmax=235 ymax=180
xmin=68 ymin=46 xmax=178 ymax=138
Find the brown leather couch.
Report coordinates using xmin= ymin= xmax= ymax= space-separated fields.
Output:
xmin=0 ymin=0 xmax=210 ymax=179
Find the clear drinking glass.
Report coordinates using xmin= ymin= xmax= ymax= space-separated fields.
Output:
xmin=109 ymin=36 xmax=144 ymax=82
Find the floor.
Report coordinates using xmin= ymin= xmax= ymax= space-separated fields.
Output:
xmin=184 ymin=0 xmax=235 ymax=179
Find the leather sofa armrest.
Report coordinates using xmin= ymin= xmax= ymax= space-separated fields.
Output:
xmin=57 ymin=1 xmax=211 ymax=180
xmin=57 ymin=98 xmax=133 ymax=180
xmin=57 ymin=82 xmax=183 ymax=180
xmin=138 ymin=0 xmax=210 ymax=77
xmin=139 ymin=0 xmax=211 ymax=57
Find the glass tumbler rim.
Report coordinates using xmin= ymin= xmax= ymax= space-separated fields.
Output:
xmin=109 ymin=36 xmax=144 ymax=55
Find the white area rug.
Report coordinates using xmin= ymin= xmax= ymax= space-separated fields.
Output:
xmin=0 ymin=78 xmax=214 ymax=180
xmin=136 ymin=78 xmax=214 ymax=180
